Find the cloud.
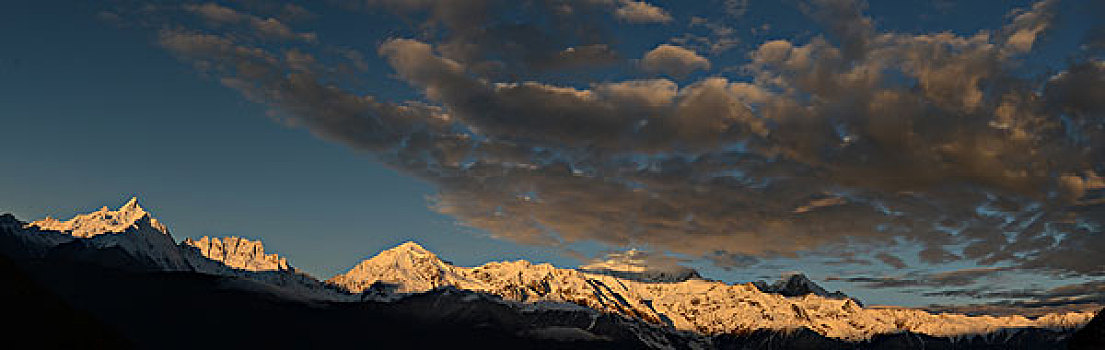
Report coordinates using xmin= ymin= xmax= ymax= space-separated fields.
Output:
xmin=793 ymin=196 xmax=847 ymax=214
xmin=722 ymin=0 xmax=750 ymax=19
xmin=614 ymin=1 xmax=672 ymax=24
xmin=875 ymin=253 xmax=907 ymax=269
xmin=826 ymin=276 xmax=919 ymax=289
xmin=828 ymin=268 xmax=1010 ymax=289
xmin=335 ymin=0 xmax=626 ymax=75
xmin=798 ymin=0 xmax=874 ymax=61
xmin=640 ymin=44 xmax=711 ymax=76
xmin=1045 ymin=60 xmax=1105 ymax=120
xmin=376 ymin=38 xmax=762 ymax=151
xmin=706 ymin=251 xmax=761 ymax=269
xmin=579 ymin=249 xmax=699 ymax=281
xmin=157 ymin=29 xmax=441 ymax=154
xmin=183 ymin=3 xmax=316 ymax=42
xmin=923 ymin=279 xmax=1105 ymax=316
xmin=1000 ymin=0 xmax=1057 ymax=54
xmin=592 ymin=79 xmax=679 ymax=108
xmin=139 ymin=0 xmax=1105 ymax=284
xmin=184 ymin=3 xmax=242 ymax=23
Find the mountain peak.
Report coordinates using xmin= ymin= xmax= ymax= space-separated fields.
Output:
xmin=779 ymin=273 xmax=828 ymax=294
xmin=119 ymin=197 xmax=143 ymax=214
xmin=327 ymin=241 xmax=468 ymax=293
xmin=27 ymin=197 xmax=164 ymax=238
xmin=361 ymin=241 xmax=445 ymax=268
xmin=0 ymin=213 xmax=22 ymax=230
xmin=389 ymin=241 xmax=432 ymax=255
xmin=754 ymin=273 xmax=861 ymax=305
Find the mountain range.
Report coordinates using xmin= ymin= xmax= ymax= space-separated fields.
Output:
xmin=1 ymin=198 xmax=1101 ymax=349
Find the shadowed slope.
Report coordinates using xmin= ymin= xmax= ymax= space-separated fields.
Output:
xmin=1069 ymin=308 xmax=1105 ymax=350
xmin=0 ymin=253 xmax=130 ymax=349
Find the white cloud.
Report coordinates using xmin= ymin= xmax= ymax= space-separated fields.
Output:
xmin=640 ymin=44 xmax=710 ymax=76
xmin=614 ymin=1 xmax=672 ymax=23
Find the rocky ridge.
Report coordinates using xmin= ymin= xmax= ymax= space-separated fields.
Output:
xmin=182 ymin=236 xmax=290 ymax=271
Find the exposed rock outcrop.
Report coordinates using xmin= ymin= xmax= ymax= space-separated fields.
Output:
xmin=183 ymin=236 xmax=290 ymax=271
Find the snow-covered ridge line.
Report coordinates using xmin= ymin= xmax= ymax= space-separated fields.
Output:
xmin=329 ymin=241 xmax=1094 ymax=341
xmin=28 ymin=197 xmax=168 ymax=238
xmin=1 ymin=198 xmax=1096 ymax=342
xmin=4 ymin=198 xmax=354 ymax=302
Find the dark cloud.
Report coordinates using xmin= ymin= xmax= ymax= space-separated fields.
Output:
xmin=706 ymin=251 xmax=761 ymax=269
xmin=826 ymin=276 xmax=920 ymax=289
xmin=874 ymin=253 xmax=907 ymax=269
xmin=1044 ymin=60 xmax=1105 ymax=120
xmin=136 ymin=0 xmax=1105 ymax=284
xmin=798 ymin=0 xmax=874 ymax=61
xmin=924 ymin=280 xmax=1105 ymax=316
xmin=828 ymin=268 xmax=1010 ymax=289
xmin=335 ymin=0 xmax=634 ymax=76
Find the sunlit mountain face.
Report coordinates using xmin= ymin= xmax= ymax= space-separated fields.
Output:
xmin=1 ymin=0 xmax=1104 ymax=348
xmin=0 ymin=200 xmax=1100 ymax=348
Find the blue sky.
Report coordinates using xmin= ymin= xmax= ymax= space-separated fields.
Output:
xmin=1 ymin=0 xmax=1103 ymax=312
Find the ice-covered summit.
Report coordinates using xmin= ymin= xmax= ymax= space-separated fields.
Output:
xmin=328 ymin=241 xmax=476 ymax=294
xmin=27 ymin=197 xmax=167 ymax=238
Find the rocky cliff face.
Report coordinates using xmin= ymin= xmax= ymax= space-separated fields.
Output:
xmin=182 ymin=236 xmax=290 ymax=271
xmin=329 ymin=242 xmax=1094 ymax=341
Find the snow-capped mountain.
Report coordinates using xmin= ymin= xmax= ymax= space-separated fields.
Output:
xmin=3 ymin=198 xmax=349 ymax=301
xmin=0 ymin=198 xmax=1099 ymax=348
xmin=328 ymin=241 xmax=475 ymax=294
xmin=29 ymin=197 xmax=167 ymax=238
xmin=23 ymin=197 xmax=203 ymax=271
xmin=182 ymin=236 xmax=290 ymax=271
xmin=330 ymin=241 xmax=1094 ymax=341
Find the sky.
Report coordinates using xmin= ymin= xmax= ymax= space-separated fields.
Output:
xmin=1 ymin=0 xmax=1103 ymax=313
